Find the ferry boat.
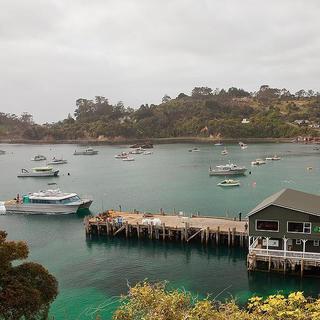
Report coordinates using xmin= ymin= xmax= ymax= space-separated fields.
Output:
xmin=218 ymin=179 xmax=240 ymax=187
xmin=73 ymin=147 xmax=98 ymax=155
xmin=31 ymin=155 xmax=46 ymax=161
xmin=3 ymin=189 xmax=92 ymax=214
xmin=47 ymin=157 xmax=68 ymax=165
xmin=17 ymin=167 xmax=59 ymax=177
xmin=209 ymin=163 xmax=247 ymax=176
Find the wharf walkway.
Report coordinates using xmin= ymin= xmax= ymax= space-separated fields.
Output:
xmin=84 ymin=210 xmax=249 ymax=247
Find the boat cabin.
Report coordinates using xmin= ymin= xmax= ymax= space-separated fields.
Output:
xmin=248 ymin=189 xmax=320 ymax=273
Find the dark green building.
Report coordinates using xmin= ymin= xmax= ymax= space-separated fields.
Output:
xmin=247 ymin=189 xmax=320 ymax=274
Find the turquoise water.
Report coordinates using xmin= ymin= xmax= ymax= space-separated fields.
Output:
xmin=1 ymin=143 xmax=320 ymax=319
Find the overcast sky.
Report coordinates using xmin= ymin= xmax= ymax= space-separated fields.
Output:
xmin=1 ymin=0 xmax=320 ymax=123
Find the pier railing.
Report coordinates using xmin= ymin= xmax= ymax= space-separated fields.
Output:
xmin=250 ymin=248 xmax=320 ymax=261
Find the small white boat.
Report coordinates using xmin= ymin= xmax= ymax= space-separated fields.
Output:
xmin=17 ymin=167 xmax=59 ymax=177
xmin=31 ymin=155 xmax=46 ymax=161
xmin=239 ymin=142 xmax=248 ymax=150
xmin=122 ymin=157 xmax=135 ymax=161
xmin=188 ymin=147 xmax=200 ymax=152
xmin=214 ymin=142 xmax=223 ymax=146
xmin=74 ymin=147 xmax=98 ymax=155
xmin=47 ymin=157 xmax=68 ymax=165
xmin=221 ymin=148 xmax=228 ymax=155
xmin=130 ymin=148 xmax=144 ymax=154
xmin=115 ymin=152 xmax=129 ymax=159
xmin=218 ymin=179 xmax=240 ymax=187
xmin=143 ymin=151 xmax=153 ymax=155
xmin=265 ymin=155 xmax=281 ymax=161
xmin=3 ymin=189 xmax=92 ymax=214
xmin=251 ymin=159 xmax=266 ymax=165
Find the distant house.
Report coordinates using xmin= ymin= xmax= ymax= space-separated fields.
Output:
xmin=247 ymin=189 xmax=320 ymax=275
xmin=241 ymin=118 xmax=250 ymax=124
xmin=294 ymin=119 xmax=310 ymax=126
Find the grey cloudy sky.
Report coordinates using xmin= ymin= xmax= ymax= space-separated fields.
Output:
xmin=1 ymin=0 xmax=319 ymax=123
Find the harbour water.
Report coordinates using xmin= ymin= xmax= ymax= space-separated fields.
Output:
xmin=1 ymin=142 xmax=320 ymax=319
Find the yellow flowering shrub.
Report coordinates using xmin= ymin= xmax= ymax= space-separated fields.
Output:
xmin=113 ymin=282 xmax=320 ymax=320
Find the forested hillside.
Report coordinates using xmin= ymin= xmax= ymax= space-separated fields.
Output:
xmin=1 ymin=85 xmax=320 ymax=141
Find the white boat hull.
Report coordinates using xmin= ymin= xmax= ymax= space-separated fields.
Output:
xmin=4 ymin=203 xmax=80 ymax=214
xmin=209 ymin=169 xmax=247 ymax=176
xmin=17 ymin=170 xmax=59 ymax=177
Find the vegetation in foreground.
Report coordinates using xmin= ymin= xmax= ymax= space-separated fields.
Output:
xmin=0 ymin=231 xmax=58 ymax=320
xmin=112 ymin=281 xmax=320 ymax=320
xmin=1 ymin=85 xmax=320 ymax=141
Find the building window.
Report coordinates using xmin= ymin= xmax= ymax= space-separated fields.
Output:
xmin=256 ymin=220 xmax=279 ymax=232
xmin=287 ymin=222 xmax=311 ymax=234
xmin=314 ymin=240 xmax=319 ymax=247
xmin=296 ymin=239 xmax=302 ymax=245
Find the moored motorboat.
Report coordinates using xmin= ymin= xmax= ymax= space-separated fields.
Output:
xmin=3 ymin=189 xmax=92 ymax=214
xmin=0 ymin=150 xmax=5 ymax=155
xmin=214 ymin=142 xmax=223 ymax=146
xmin=239 ymin=142 xmax=248 ymax=149
xmin=130 ymin=148 xmax=144 ymax=154
xmin=209 ymin=163 xmax=247 ymax=176
xmin=115 ymin=152 xmax=129 ymax=159
xmin=218 ymin=179 xmax=240 ymax=187
xmin=221 ymin=148 xmax=228 ymax=155
xmin=143 ymin=151 xmax=153 ymax=155
xmin=122 ymin=157 xmax=135 ymax=161
xmin=73 ymin=147 xmax=98 ymax=155
xmin=189 ymin=147 xmax=200 ymax=152
xmin=265 ymin=155 xmax=281 ymax=161
xmin=17 ymin=167 xmax=59 ymax=177
xmin=251 ymin=159 xmax=266 ymax=165
xmin=47 ymin=157 xmax=68 ymax=165
xmin=31 ymin=155 xmax=46 ymax=161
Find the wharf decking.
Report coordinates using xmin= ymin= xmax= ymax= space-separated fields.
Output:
xmin=84 ymin=210 xmax=248 ymax=247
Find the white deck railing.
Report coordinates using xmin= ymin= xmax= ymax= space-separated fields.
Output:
xmin=250 ymin=248 xmax=320 ymax=261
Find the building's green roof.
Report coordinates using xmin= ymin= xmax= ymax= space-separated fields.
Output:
xmin=248 ymin=189 xmax=320 ymax=217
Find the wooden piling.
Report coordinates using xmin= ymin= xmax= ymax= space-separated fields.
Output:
xmin=301 ymin=260 xmax=304 ymax=277
xmin=137 ymin=223 xmax=140 ymax=239
xmin=232 ymin=227 xmax=236 ymax=246
xmin=201 ymin=229 xmax=204 ymax=244
xmin=125 ymin=221 xmax=129 ymax=238
xmin=215 ymin=226 xmax=220 ymax=245
xmin=162 ymin=223 xmax=166 ymax=241
xmin=268 ymin=256 xmax=271 ymax=272
xmin=228 ymin=228 xmax=231 ymax=247
xmin=205 ymin=227 xmax=210 ymax=245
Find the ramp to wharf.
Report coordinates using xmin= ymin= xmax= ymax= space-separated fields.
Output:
xmin=85 ymin=210 xmax=248 ymax=247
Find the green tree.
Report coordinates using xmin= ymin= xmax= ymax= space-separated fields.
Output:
xmin=0 ymin=231 xmax=58 ymax=320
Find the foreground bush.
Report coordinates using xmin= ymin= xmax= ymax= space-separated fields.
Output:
xmin=113 ymin=282 xmax=320 ymax=320
xmin=0 ymin=231 xmax=58 ymax=320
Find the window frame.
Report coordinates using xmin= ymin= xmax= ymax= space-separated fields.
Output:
xmin=314 ymin=240 xmax=319 ymax=247
xmin=287 ymin=221 xmax=311 ymax=234
xmin=255 ymin=219 xmax=279 ymax=232
xmin=296 ymin=239 xmax=302 ymax=245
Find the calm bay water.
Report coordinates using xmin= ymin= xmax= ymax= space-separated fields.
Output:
xmin=1 ymin=142 xmax=320 ymax=319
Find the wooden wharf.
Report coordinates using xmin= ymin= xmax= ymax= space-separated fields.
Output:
xmin=84 ymin=210 xmax=248 ymax=247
